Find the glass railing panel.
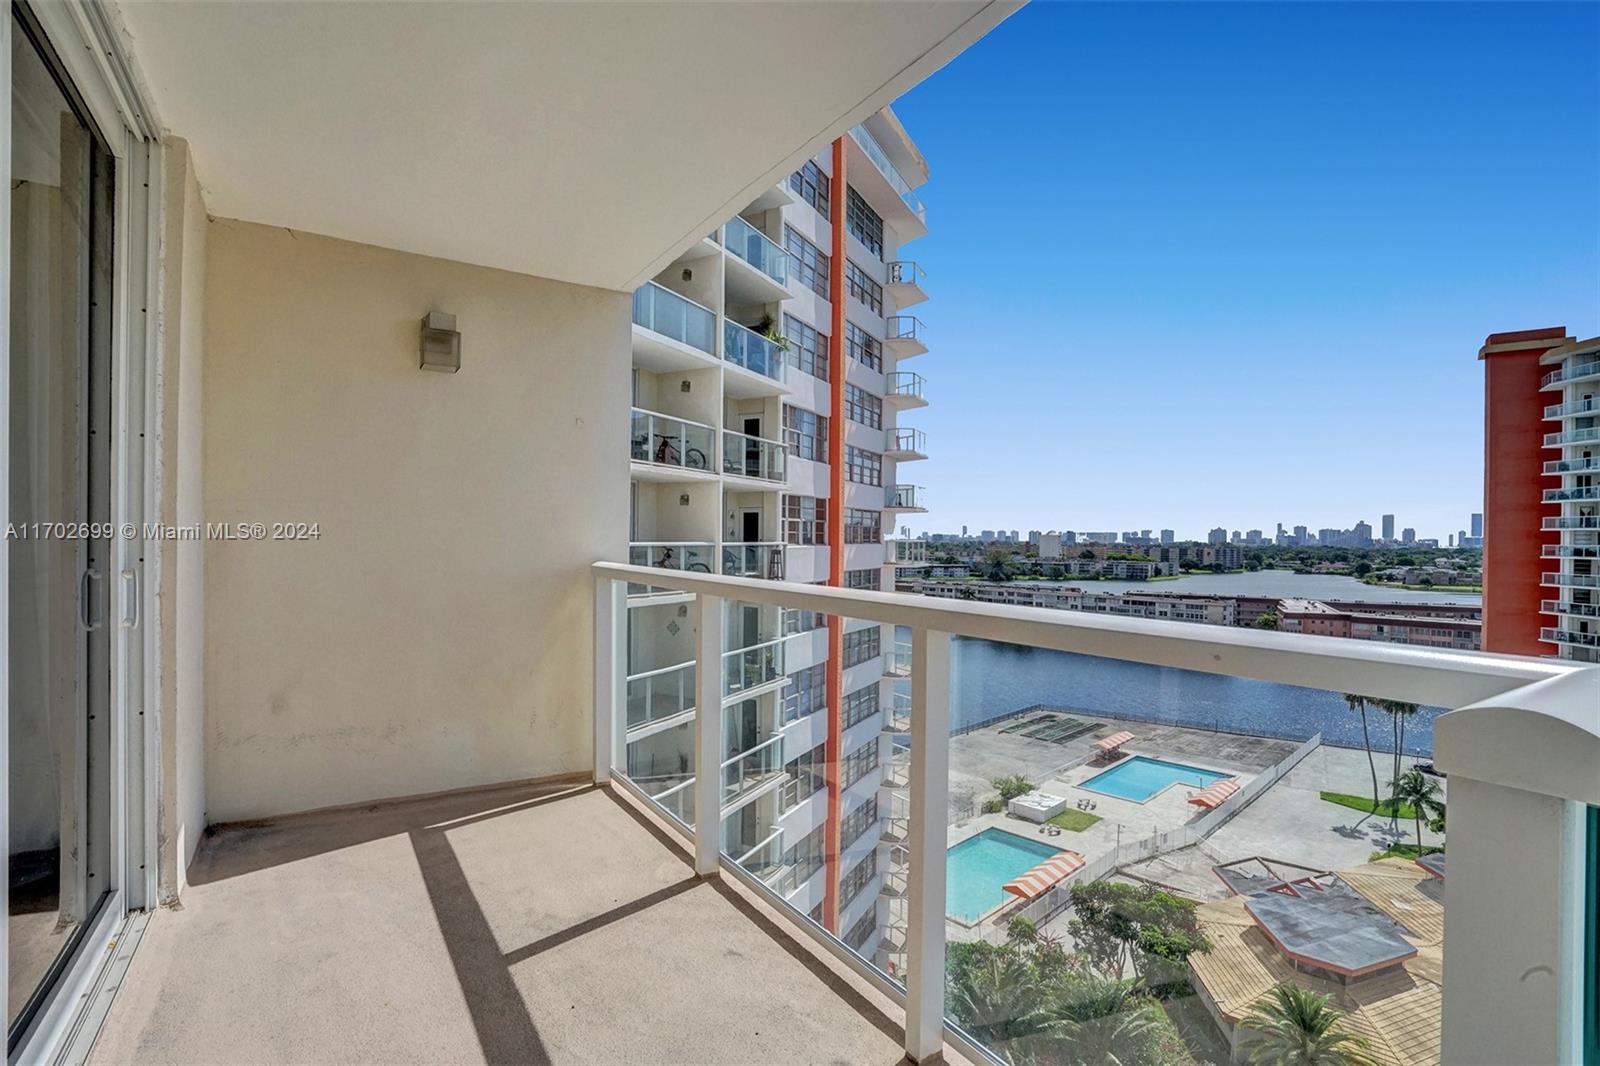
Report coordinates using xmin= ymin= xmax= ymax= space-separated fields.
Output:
xmin=887 ymin=485 xmax=925 ymax=510
xmin=628 ymin=542 xmax=716 ymax=575
xmin=887 ymin=260 xmax=923 ymax=286
xmin=888 ymin=371 xmax=925 ymax=400
xmin=1545 ymin=359 xmax=1600 ymax=387
xmin=723 ymin=637 xmax=785 ymax=695
xmin=1546 ymin=427 xmax=1600 ymax=446
xmin=890 ymin=428 xmax=926 ymax=454
xmin=724 ymin=215 xmax=789 ymax=284
xmin=720 ymin=429 xmax=787 ymax=481
xmin=625 ymin=661 xmax=695 ymax=730
xmin=722 ymin=542 xmax=785 ymax=580
xmin=849 ymin=124 xmax=927 ymax=222
xmin=631 ymin=407 xmax=714 ymax=473
xmin=1545 ymin=486 xmax=1600 ymax=502
xmin=886 ymin=316 xmax=924 ymax=343
xmin=723 ymin=321 xmax=788 ymax=383
xmin=1545 ymin=516 xmax=1600 ymax=530
xmin=632 ymin=281 xmax=715 ymax=354
xmin=721 ymin=734 xmax=784 ymax=805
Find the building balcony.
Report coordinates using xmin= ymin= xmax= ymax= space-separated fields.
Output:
xmin=884 ymin=427 xmax=927 ymax=461
xmin=1542 ymin=544 xmax=1600 ymax=559
xmin=625 ymin=660 xmax=696 ymax=734
xmin=883 ymin=640 xmax=912 ymax=679
xmin=1543 ymin=515 xmax=1600 ymax=530
xmin=720 ymin=733 xmax=786 ymax=809
xmin=723 ymin=215 xmax=791 ymax=303
xmin=630 ymin=407 xmax=717 ymax=480
xmin=884 ymin=316 xmax=927 ymax=358
xmin=1544 ymin=426 xmax=1600 ymax=447
xmin=884 ymin=691 xmax=911 ymax=733
xmin=885 ymin=370 xmax=928 ymax=408
xmin=628 ymin=541 xmax=717 ymax=577
xmin=722 ymin=320 xmax=789 ymax=394
xmin=1542 ymin=599 xmax=1600 ymax=618
xmin=1540 ymin=358 xmax=1600 ymax=390
xmin=722 ymin=542 xmax=786 ymax=580
xmin=1545 ymin=456 xmax=1600 ymax=475
xmin=632 ymin=282 xmax=719 ymax=370
xmin=885 ymin=484 xmax=927 ymax=512
xmin=885 ymin=261 xmax=928 ymax=307
xmin=723 ymin=635 xmax=786 ymax=697
xmin=1544 ymin=397 xmax=1600 ymax=420
xmin=1543 ymin=485 xmax=1600 ymax=503
xmin=1539 ymin=627 xmax=1600 ymax=648
xmin=846 ymin=123 xmax=928 ymax=239
xmin=721 ymin=429 xmax=787 ymax=484
xmin=1541 ymin=572 xmax=1600 ymax=588
xmin=889 ymin=539 xmax=930 ymax=566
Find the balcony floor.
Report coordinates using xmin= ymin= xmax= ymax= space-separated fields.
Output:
xmin=90 ymin=778 xmax=936 ymax=1065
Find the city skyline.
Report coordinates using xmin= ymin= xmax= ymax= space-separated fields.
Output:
xmin=891 ymin=1 xmax=1598 ymax=536
xmin=918 ymin=509 xmax=1485 ymax=545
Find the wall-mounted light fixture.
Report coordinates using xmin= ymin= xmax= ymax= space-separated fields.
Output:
xmin=679 ymin=494 xmax=691 ymax=507
xmin=420 ymin=311 xmax=461 ymax=373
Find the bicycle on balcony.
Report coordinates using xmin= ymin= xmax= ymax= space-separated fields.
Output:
xmin=652 ymin=433 xmax=707 ymax=470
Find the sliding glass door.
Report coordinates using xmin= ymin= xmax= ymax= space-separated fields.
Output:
xmin=8 ymin=6 xmax=116 ymax=1049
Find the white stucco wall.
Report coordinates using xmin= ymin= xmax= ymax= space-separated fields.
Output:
xmin=201 ymin=220 xmax=628 ymax=822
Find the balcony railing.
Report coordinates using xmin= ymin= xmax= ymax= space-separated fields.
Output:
xmin=1542 ymin=544 xmax=1600 ymax=558
xmin=721 ymin=733 xmax=784 ymax=805
xmin=1542 ymin=515 xmax=1600 ymax=530
xmin=887 ymin=260 xmax=924 ymax=287
xmin=723 ymin=635 xmax=785 ymax=695
xmin=724 ymin=215 xmax=788 ymax=285
xmin=848 ymin=124 xmax=927 ymax=223
xmin=886 ymin=316 xmax=924 ymax=346
xmin=721 ymin=429 xmax=786 ymax=482
xmin=1543 ymin=599 xmax=1600 ymax=618
xmin=722 ymin=542 xmax=785 ymax=580
xmin=888 ymin=427 xmax=926 ymax=457
xmin=723 ymin=320 xmax=788 ymax=383
xmin=1544 ymin=427 xmax=1600 ymax=447
xmin=890 ymin=539 xmax=928 ymax=565
xmin=625 ymin=660 xmax=695 ymax=731
xmin=886 ymin=371 xmax=925 ymax=403
xmin=1546 ymin=456 xmax=1600 ymax=474
xmin=592 ymin=562 xmax=1599 ymax=1066
xmin=1542 ymin=358 xmax=1600 ymax=388
xmin=1542 ymin=572 xmax=1600 ymax=588
xmin=733 ymin=826 xmax=786 ymax=880
xmin=632 ymin=281 xmax=716 ymax=354
xmin=1544 ymin=485 xmax=1600 ymax=503
xmin=1540 ymin=627 xmax=1600 ymax=647
xmin=885 ymin=484 xmax=925 ymax=511
xmin=1545 ymin=398 xmax=1600 ymax=419
xmin=631 ymin=407 xmax=714 ymax=473
xmin=629 ymin=541 xmax=716 ymax=574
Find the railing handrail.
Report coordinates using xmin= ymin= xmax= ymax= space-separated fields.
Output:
xmin=725 ymin=213 xmax=783 ymax=255
xmin=720 ymin=731 xmax=783 ymax=770
xmin=638 ymin=279 xmax=717 ymax=319
xmin=625 ymin=658 xmax=695 ymax=683
xmin=721 ymin=427 xmax=787 ymax=450
xmin=724 ymin=539 xmax=785 ymax=549
xmin=1543 ymin=358 xmax=1600 ymax=386
xmin=630 ymin=539 xmax=716 ymax=548
xmin=722 ymin=634 xmax=787 ymax=658
xmin=631 ymin=405 xmax=717 ymax=434
xmin=593 ymin=561 xmax=1583 ymax=708
xmin=887 ymin=260 xmax=924 ymax=284
xmin=886 ymin=315 xmax=924 ymax=338
xmin=848 ymin=124 xmax=927 ymax=221
xmin=734 ymin=826 xmax=785 ymax=866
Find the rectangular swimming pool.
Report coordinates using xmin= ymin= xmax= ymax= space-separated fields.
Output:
xmin=946 ymin=829 xmax=1062 ymax=923
xmin=1080 ymin=755 xmax=1231 ymax=803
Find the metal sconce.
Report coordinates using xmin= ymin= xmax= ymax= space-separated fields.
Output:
xmin=420 ymin=311 xmax=461 ymax=373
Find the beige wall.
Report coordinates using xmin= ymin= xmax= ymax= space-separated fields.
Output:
xmin=202 ymin=221 xmax=628 ymax=822
xmin=156 ymin=137 xmax=209 ymax=897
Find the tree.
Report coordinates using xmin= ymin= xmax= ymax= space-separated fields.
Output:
xmin=1255 ymin=611 xmax=1280 ymax=629
xmin=1372 ymin=698 xmax=1420 ymax=830
xmin=1067 ymin=881 xmax=1211 ymax=981
xmin=1238 ymin=984 xmax=1376 ymax=1066
xmin=992 ymin=774 xmax=1035 ymax=803
xmin=1389 ymin=769 xmax=1445 ymax=850
xmin=1353 ymin=561 xmax=1373 ymax=577
xmin=1342 ymin=694 xmax=1381 ymax=813
xmin=946 ymin=945 xmax=1054 ymax=1050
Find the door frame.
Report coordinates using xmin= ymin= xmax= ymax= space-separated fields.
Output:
xmin=4 ymin=4 xmax=162 ymax=1061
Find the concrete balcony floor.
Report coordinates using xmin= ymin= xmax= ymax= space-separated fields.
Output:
xmin=90 ymin=778 xmax=945 ymax=1065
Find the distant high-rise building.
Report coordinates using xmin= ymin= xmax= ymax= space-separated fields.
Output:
xmin=1208 ymin=527 xmax=1227 ymax=545
xmin=1471 ymin=512 xmax=1484 ymax=539
xmin=1027 ymin=529 xmax=1042 ymax=546
xmin=1382 ymin=514 xmax=1395 ymax=541
xmin=980 ymin=529 xmax=995 ymax=541
xmin=1293 ymin=524 xmax=1308 ymax=541
xmin=961 ymin=524 xmax=968 ymax=537
xmin=1039 ymin=532 xmax=1062 ymax=560
xmin=1160 ymin=529 xmax=1175 ymax=545
xmin=1010 ymin=529 xmax=1020 ymax=542
xmin=1353 ymin=521 xmax=1373 ymax=546
xmin=1063 ymin=531 xmax=1078 ymax=545
xmin=1245 ymin=528 xmax=1263 ymax=545
xmin=1402 ymin=527 xmax=1416 ymax=544
xmin=1449 ymin=534 xmax=1456 ymax=548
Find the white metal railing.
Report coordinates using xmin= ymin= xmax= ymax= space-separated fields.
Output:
xmin=628 ymin=541 xmax=716 ymax=575
xmin=723 ymin=320 xmax=789 ymax=383
xmin=1543 ymin=572 xmax=1600 ymax=588
xmin=1542 ymin=359 xmax=1600 ymax=388
xmin=1546 ymin=457 xmax=1600 ymax=474
xmin=886 ymin=315 xmax=924 ymax=346
xmin=886 ymin=260 xmax=924 ymax=287
xmin=1545 ymin=486 xmax=1600 ymax=503
xmin=886 ymin=485 xmax=925 ymax=511
xmin=624 ymin=660 xmax=695 ymax=731
xmin=590 ymin=562 xmax=1600 ymax=1066
xmin=1544 ymin=515 xmax=1600 ymax=530
xmin=1541 ymin=627 xmax=1600 ymax=647
xmin=724 ymin=215 xmax=789 ymax=284
xmin=887 ymin=371 xmax=925 ymax=402
xmin=631 ymin=407 xmax=714 ymax=472
xmin=1543 ymin=544 xmax=1600 ymax=558
xmin=722 ymin=635 xmax=785 ymax=695
xmin=848 ymin=124 xmax=927 ymax=222
xmin=888 ymin=428 xmax=926 ymax=456
xmin=720 ymin=428 xmax=786 ymax=482
xmin=734 ymin=826 xmax=785 ymax=876
xmin=1544 ymin=599 xmax=1600 ymax=617
xmin=722 ymin=541 xmax=785 ymax=580
xmin=632 ymin=281 xmax=716 ymax=354
xmin=720 ymin=733 xmax=784 ymax=805
xmin=890 ymin=539 xmax=928 ymax=565
xmin=1545 ymin=427 xmax=1600 ymax=447
xmin=1545 ymin=398 xmax=1600 ymax=419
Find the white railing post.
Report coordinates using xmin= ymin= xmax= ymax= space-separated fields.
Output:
xmin=905 ymin=628 xmax=950 ymax=1061
xmin=694 ymin=593 xmax=725 ymax=876
xmin=593 ymin=576 xmax=626 ymax=784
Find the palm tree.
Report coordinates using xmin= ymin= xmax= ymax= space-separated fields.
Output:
xmin=946 ymin=951 xmax=1053 ymax=1051
xmin=1389 ymin=768 xmax=1446 ymax=851
xmin=1342 ymin=694 xmax=1380 ymax=812
xmin=1043 ymin=972 xmax=1161 ymax=1066
xmin=1239 ymin=984 xmax=1377 ymax=1066
xmin=1373 ymin=698 xmax=1420 ymax=829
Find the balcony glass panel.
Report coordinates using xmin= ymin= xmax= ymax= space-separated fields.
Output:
xmin=1544 ymin=359 xmax=1600 ymax=387
xmin=1545 ymin=427 xmax=1600 ymax=446
xmin=625 ymin=661 xmax=695 ymax=731
xmin=887 ymin=316 xmax=923 ymax=343
xmin=631 ymin=407 xmax=714 ymax=472
xmin=888 ymin=371 xmax=925 ymax=401
xmin=849 ymin=124 xmax=927 ymax=222
xmin=629 ymin=541 xmax=716 ymax=574
xmin=632 ymin=281 xmax=715 ymax=354
xmin=1542 ymin=627 xmax=1600 ymax=647
xmin=887 ymin=260 xmax=923 ymax=286
xmin=721 ymin=734 xmax=785 ymax=805
xmin=725 ymin=215 xmax=789 ymax=284
xmin=721 ymin=429 xmax=786 ymax=482
xmin=1545 ymin=486 xmax=1600 ymax=502
xmin=723 ymin=320 xmax=789 ymax=383
xmin=723 ymin=637 xmax=785 ymax=695
xmin=722 ymin=542 xmax=785 ymax=580
xmin=887 ymin=485 xmax=925 ymax=510
xmin=1542 ymin=516 xmax=1600 ymax=530
xmin=890 ymin=428 xmax=926 ymax=454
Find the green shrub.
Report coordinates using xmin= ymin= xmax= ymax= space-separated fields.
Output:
xmin=992 ymin=774 xmax=1034 ymax=802
xmin=981 ymin=797 xmax=1003 ymax=814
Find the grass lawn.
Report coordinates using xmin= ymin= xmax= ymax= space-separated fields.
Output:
xmin=1320 ymin=790 xmax=1418 ymax=821
xmin=1046 ymin=809 xmax=1102 ymax=832
xmin=1371 ymin=843 xmax=1444 ymax=861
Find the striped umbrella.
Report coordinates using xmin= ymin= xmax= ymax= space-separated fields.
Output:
xmin=1001 ymin=850 xmax=1086 ymax=900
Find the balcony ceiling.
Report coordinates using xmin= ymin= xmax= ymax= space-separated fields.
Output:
xmin=116 ymin=1 xmax=1017 ymax=292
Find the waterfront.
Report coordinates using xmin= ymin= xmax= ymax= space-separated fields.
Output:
xmin=948 ymin=636 xmax=1445 ymax=756
xmin=1008 ymin=567 xmax=1480 ymax=604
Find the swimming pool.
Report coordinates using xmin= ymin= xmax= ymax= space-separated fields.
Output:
xmin=1080 ymin=755 xmax=1231 ymax=803
xmin=946 ymin=829 xmax=1062 ymax=923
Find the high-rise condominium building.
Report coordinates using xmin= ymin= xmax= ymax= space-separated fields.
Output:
xmin=1382 ymin=514 xmax=1395 ymax=541
xmin=627 ymin=111 xmax=932 ymax=959
xmin=1471 ymin=511 xmax=1484 ymax=539
xmin=1480 ymin=327 xmax=1600 ymax=661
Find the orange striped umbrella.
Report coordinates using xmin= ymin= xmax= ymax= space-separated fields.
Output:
xmin=1001 ymin=851 xmax=1085 ymax=900
xmin=1092 ymin=730 xmax=1134 ymax=752
xmin=1187 ymin=778 xmax=1240 ymax=809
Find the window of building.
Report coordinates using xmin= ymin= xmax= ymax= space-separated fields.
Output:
xmin=789 ymin=160 xmax=830 ymax=219
xmin=783 ymin=495 xmax=828 ymax=545
xmin=840 ymin=850 xmax=878 ymax=907
xmin=846 ymin=186 xmax=884 ymax=260
xmin=842 ymin=685 xmax=880 ymax=730
xmin=841 ymin=738 xmax=881 ymax=790
xmin=844 ymin=383 xmax=882 ymax=429
xmin=784 ymin=406 xmax=829 ymax=463
xmin=843 ymin=627 xmax=882 ymax=668
xmin=785 ymin=824 xmax=827 ymax=890
xmin=784 ymin=585 xmax=828 ymax=636
xmin=843 ymin=569 xmax=880 ymax=591
xmin=784 ymin=742 xmax=828 ymax=802
xmin=844 ymin=507 xmax=882 ymax=544
xmin=784 ymin=225 xmax=829 ymax=299
xmin=841 ymin=795 xmax=879 ymax=850
xmin=845 ymin=321 xmax=882 ymax=371
xmin=782 ymin=663 xmax=827 ymax=723
xmin=845 ymin=445 xmax=882 ymax=487
xmin=783 ymin=313 xmax=829 ymax=381
xmin=846 ymin=260 xmax=883 ymax=315
xmin=844 ymin=908 xmax=877 ymax=952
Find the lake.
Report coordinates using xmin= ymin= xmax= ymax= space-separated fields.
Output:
xmin=1007 ymin=568 xmax=1479 ymax=604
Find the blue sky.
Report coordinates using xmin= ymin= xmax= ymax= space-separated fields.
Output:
xmin=891 ymin=1 xmax=1599 ymax=542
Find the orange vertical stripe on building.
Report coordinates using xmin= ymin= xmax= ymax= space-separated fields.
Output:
xmin=821 ymin=136 xmax=848 ymax=934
